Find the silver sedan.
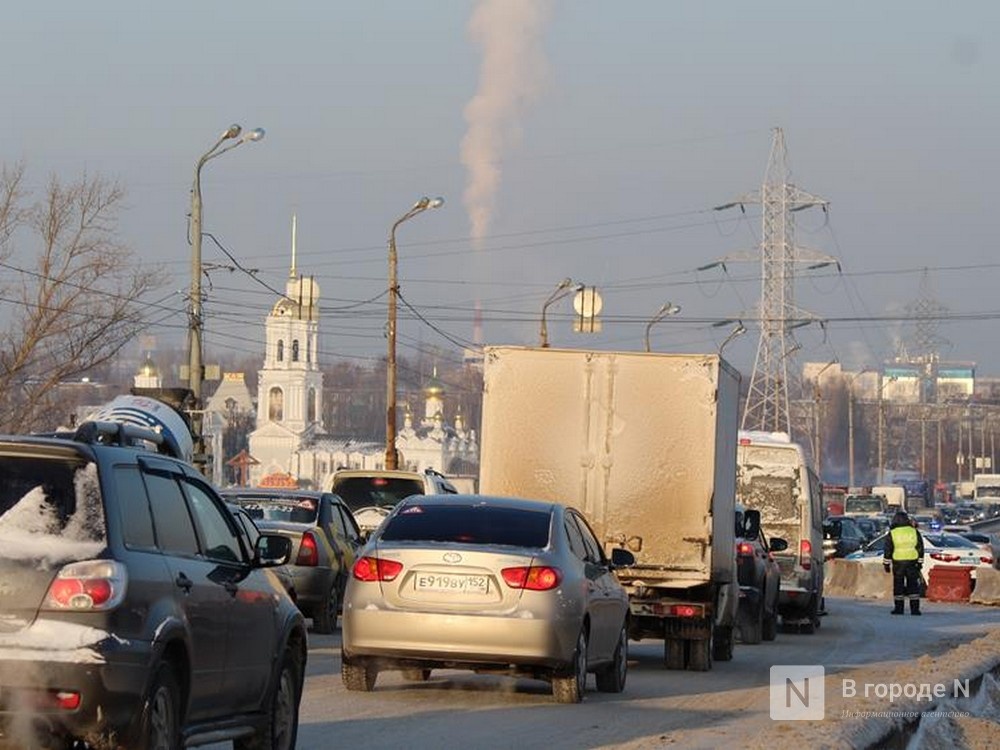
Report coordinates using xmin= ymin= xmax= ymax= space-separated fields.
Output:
xmin=341 ymin=494 xmax=634 ymax=703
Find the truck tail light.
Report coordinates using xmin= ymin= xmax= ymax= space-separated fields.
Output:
xmin=42 ymin=561 xmax=127 ymax=611
xmin=669 ymin=604 xmax=704 ymax=617
xmin=737 ymin=542 xmax=755 ymax=556
xmin=799 ymin=540 xmax=812 ymax=570
xmin=352 ymin=556 xmax=403 ymax=582
xmin=295 ymin=532 xmax=319 ymax=567
xmin=502 ymin=566 xmax=561 ymax=591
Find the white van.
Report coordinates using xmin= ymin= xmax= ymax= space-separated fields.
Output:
xmin=736 ymin=431 xmax=824 ymax=633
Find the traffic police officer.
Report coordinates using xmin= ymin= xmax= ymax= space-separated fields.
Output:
xmin=883 ymin=510 xmax=925 ymax=615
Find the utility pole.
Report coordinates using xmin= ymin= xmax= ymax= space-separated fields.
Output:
xmin=713 ymin=128 xmax=838 ymax=436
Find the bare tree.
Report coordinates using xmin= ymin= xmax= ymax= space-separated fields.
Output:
xmin=0 ymin=165 xmax=164 ymax=433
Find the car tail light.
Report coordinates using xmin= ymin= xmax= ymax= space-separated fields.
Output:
xmin=352 ymin=556 xmax=403 ymax=582
xmin=41 ymin=561 xmax=127 ymax=611
xmin=930 ymin=553 xmax=960 ymax=563
xmin=296 ymin=532 xmax=319 ymax=566
xmin=800 ymin=540 xmax=812 ymax=570
xmin=981 ymin=556 xmax=993 ymax=565
xmin=737 ymin=542 xmax=755 ymax=556
xmin=20 ymin=689 xmax=81 ymax=711
xmin=670 ymin=604 xmax=704 ymax=617
xmin=501 ymin=566 xmax=562 ymax=591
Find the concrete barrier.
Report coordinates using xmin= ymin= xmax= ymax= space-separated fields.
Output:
xmin=824 ymin=559 xmax=861 ymax=597
xmin=852 ymin=562 xmax=893 ymax=599
xmin=970 ymin=567 xmax=1000 ymax=605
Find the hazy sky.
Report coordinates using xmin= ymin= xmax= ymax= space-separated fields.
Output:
xmin=3 ymin=1 xmax=998 ymax=379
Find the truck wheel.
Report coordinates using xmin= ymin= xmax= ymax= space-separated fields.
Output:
xmin=740 ymin=604 xmax=763 ymax=645
xmin=762 ymin=607 xmax=778 ymax=641
xmin=800 ymin=597 xmax=819 ymax=635
xmin=712 ymin=626 xmax=734 ymax=662
xmin=664 ymin=637 xmax=685 ymax=670
xmin=688 ymin=634 xmax=712 ymax=672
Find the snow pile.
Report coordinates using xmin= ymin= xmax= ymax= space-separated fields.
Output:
xmin=0 ymin=619 xmax=115 ymax=664
xmin=0 ymin=463 xmax=106 ymax=569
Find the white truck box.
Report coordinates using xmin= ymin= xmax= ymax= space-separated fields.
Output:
xmin=479 ymin=346 xmax=740 ymax=670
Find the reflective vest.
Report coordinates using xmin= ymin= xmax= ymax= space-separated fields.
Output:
xmin=890 ymin=525 xmax=920 ymax=561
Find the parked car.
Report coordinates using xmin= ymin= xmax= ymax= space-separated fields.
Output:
xmin=846 ymin=530 xmax=994 ymax=579
xmin=0 ymin=419 xmax=306 ymax=750
xmin=822 ymin=515 xmax=868 ymax=559
xmin=953 ymin=530 xmax=1000 ymax=569
xmin=734 ymin=505 xmax=785 ymax=644
xmin=327 ymin=467 xmax=458 ymax=536
xmin=221 ymin=488 xmax=363 ymax=634
xmin=342 ymin=494 xmax=635 ymax=703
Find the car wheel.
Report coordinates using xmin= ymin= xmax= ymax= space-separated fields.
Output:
xmin=664 ymin=637 xmax=685 ymax=670
xmin=595 ymin=623 xmax=628 ymax=693
xmin=740 ymin=602 xmax=763 ymax=645
xmin=688 ymin=632 xmax=712 ymax=672
xmin=312 ymin=580 xmax=340 ymax=635
xmin=762 ymin=605 xmax=778 ymax=642
xmin=342 ymin=655 xmax=378 ymax=692
xmin=235 ymin=646 xmax=302 ymax=750
xmin=552 ymin=629 xmax=587 ymax=704
xmin=137 ymin=663 xmax=181 ymax=750
xmin=402 ymin=668 xmax=431 ymax=681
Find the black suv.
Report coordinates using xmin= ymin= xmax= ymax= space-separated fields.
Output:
xmin=0 ymin=420 xmax=307 ymax=750
xmin=735 ymin=505 xmax=786 ymax=644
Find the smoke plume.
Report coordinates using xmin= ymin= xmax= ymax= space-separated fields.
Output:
xmin=461 ymin=0 xmax=554 ymax=242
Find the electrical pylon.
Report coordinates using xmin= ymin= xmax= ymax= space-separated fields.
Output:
xmin=716 ymin=127 xmax=837 ymax=435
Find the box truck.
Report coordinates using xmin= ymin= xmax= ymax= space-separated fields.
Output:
xmin=478 ymin=346 xmax=740 ymax=671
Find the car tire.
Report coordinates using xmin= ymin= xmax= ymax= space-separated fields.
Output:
xmin=664 ymin=637 xmax=685 ymax=670
xmin=688 ymin=632 xmax=712 ymax=672
xmin=342 ymin=656 xmax=378 ymax=692
xmin=136 ymin=662 xmax=181 ymax=750
xmin=712 ymin=625 xmax=734 ymax=662
xmin=235 ymin=645 xmax=302 ymax=750
xmin=595 ymin=623 xmax=628 ymax=693
xmin=762 ymin=606 xmax=778 ymax=642
xmin=402 ymin=668 xmax=431 ymax=682
xmin=552 ymin=630 xmax=587 ymax=704
xmin=740 ymin=602 xmax=763 ymax=645
xmin=312 ymin=579 xmax=340 ymax=635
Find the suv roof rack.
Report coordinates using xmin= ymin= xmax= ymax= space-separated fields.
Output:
xmin=70 ymin=420 xmax=185 ymax=459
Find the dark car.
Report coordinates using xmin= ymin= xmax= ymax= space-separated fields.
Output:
xmin=822 ymin=515 xmax=868 ymax=559
xmin=222 ymin=488 xmax=363 ymax=634
xmin=734 ymin=506 xmax=786 ymax=644
xmin=0 ymin=419 xmax=306 ymax=750
xmin=229 ymin=503 xmax=298 ymax=602
xmin=853 ymin=515 xmax=889 ymax=543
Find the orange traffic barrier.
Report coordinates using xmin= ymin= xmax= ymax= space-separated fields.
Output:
xmin=926 ymin=565 xmax=974 ymax=602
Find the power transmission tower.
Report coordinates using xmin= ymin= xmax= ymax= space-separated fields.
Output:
xmin=716 ymin=128 xmax=837 ymax=435
xmin=907 ymin=268 xmax=949 ymax=364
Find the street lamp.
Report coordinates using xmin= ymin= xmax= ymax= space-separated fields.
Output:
xmin=385 ymin=196 xmax=444 ymax=470
xmin=717 ymin=320 xmax=746 ymax=356
xmin=644 ymin=302 xmax=681 ymax=352
xmin=188 ymin=123 xmax=264 ymax=460
xmin=539 ymin=278 xmax=584 ymax=348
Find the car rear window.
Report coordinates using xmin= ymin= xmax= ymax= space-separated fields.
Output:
xmin=229 ymin=495 xmax=319 ymax=524
xmin=331 ymin=476 xmax=425 ymax=512
xmin=380 ymin=504 xmax=551 ymax=549
xmin=924 ymin=533 xmax=978 ymax=549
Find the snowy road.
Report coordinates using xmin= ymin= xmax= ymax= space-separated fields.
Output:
xmin=221 ymin=596 xmax=997 ymax=750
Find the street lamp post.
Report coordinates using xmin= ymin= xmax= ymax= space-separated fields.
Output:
xmin=717 ymin=320 xmax=746 ymax=356
xmin=644 ymin=302 xmax=681 ymax=352
xmin=539 ymin=279 xmax=583 ymax=348
xmin=385 ymin=197 xmax=444 ymax=470
xmin=188 ymin=124 xmax=264 ymax=460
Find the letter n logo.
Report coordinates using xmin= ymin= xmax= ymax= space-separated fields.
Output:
xmin=770 ymin=665 xmax=825 ymax=720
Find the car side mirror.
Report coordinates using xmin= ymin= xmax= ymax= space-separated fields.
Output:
xmin=610 ymin=548 xmax=635 ymax=568
xmin=255 ymin=534 xmax=292 ymax=567
xmin=769 ymin=537 xmax=788 ymax=552
xmin=743 ymin=509 xmax=761 ymax=540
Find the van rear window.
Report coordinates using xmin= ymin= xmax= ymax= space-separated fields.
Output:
xmin=331 ymin=477 xmax=425 ymax=512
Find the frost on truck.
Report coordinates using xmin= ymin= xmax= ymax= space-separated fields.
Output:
xmin=737 ymin=447 xmax=803 ymax=547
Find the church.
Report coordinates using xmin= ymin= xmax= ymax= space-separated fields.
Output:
xmin=234 ymin=221 xmax=478 ymax=489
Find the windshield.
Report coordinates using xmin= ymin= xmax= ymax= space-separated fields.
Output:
xmin=331 ymin=476 xmax=425 ymax=513
xmin=380 ymin=504 xmax=551 ymax=548
xmin=229 ymin=494 xmax=319 ymax=524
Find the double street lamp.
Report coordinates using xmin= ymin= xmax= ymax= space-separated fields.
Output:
xmin=539 ymin=279 xmax=584 ymax=348
xmin=188 ymin=124 xmax=264 ymax=457
xmin=385 ymin=197 xmax=444 ymax=470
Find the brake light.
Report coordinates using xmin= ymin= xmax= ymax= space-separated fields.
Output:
xmin=737 ymin=542 xmax=755 ymax=556
xmin=930 ymin=553 xmax=960 ymax=563
xmin=800 ymin=540 xmax=812 ymax=570
xmin=296 ymin=532 xmax=319 ymax=566
xmin=352 ymin=556 xmax=403 ymax=582
xmin=982 ymin=557 xmax=993 ymax=565
xmin=501 ymin=566 xmax=562 ymax=591
xmin=41 ymin=561 xmax=126 ymax=611
xmin=20 ymin=689 xmax=81 ymax=711
xmin=670 ymin=604 xmax=704 ymax=617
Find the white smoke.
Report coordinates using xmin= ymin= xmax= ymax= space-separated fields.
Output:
xmin=461 ymin=0 xmax=554 ymax=242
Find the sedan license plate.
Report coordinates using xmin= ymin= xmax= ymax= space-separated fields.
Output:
xmin=415 ymin=573 xmax=488 ymax=594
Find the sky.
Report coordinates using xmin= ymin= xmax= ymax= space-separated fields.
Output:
xmin=3 ymin=1 xmax=999 ymax=381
